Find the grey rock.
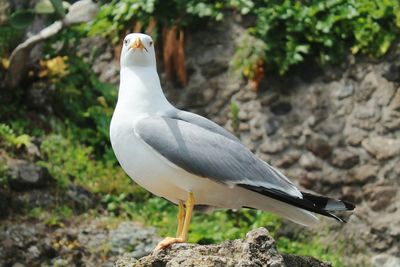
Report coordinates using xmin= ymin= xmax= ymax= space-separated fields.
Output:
xmin=260 ymin=92 xmax=280 ymax=106
xmin=341 ymin=186 xmax=362 ymax=203
xmin=372 ymin=82 xmax=395 ymax=107
xmin=200 ymin=59 xmax=228 ymax=78
xmin=306 ymin=137 xmax=332 ymax=159
xmin=7 ymin=159 xmax=52 ymax=191
xmin=363 ymin=186 xmax=397 ymax=211
xmin=371 ymin=254 xmax=400 ymax=267
xmin=336 ymin=83 xmax=354 ymax=99
xmin=114 ymin=228 xmax=331 ymax=267
xmin=383 ymin=59 xmax=400 ymax=82
xmin=330 ymin=149 xmax=359 ymax=169
xmin=110 ymin=222 xmax=161 ymax=258
xmin=362 ymin=136 xmax=400 ymax=160
xmin=275 ymin=150 xmax=301 ymax=168
xmin=317 ymin=116 xmax=345 ymax=136
xmin=345 ymin=129 xmax=367 ymax=146
xmin=355 ymin=72 xmax=378 ymax=102
xmin=348 ymin=164 xmax=379 ymax=184
xmin=0 ymin=189 xmax=11 ymax=218
xmin=299 ymin=152 xmax=322 ymax=171
xmin=259 ymin=139 xmax=288 ymax=154
xmin=66 ymin=184 xmax=95 ymax=210
xmin=266 ymin=117 xmax=281 ymax=136
xmin=270 ymin=101 xmax=292 ymax=115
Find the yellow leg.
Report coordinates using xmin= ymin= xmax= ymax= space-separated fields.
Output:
xmin=176 ymin=200 xmax=185 ymax=237
xmin=155 ymin=192 xmax=195 ymax=250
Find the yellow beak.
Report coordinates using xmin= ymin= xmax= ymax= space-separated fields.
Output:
xmin=130 ymin=37 xmax=147 ymax=52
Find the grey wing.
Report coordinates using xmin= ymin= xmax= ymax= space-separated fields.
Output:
xmin=163 ymin=110 xmax=240 ymax=142
xmin=135 ymin=115 xmax=302 ymax=198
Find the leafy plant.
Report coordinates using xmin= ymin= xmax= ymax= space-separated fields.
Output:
xmin=0 ymin=123 xmax=32 ymax=150
xmin=236 ymin=0 xmax=400 ymax=76
xmin=8 ymin=0 xmax=68 ymax=29
xmin=38 ymin=133 xmax=149 ymax=199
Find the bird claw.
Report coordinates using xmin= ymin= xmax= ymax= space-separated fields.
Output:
xmin=155 ymin=236 xmax=184 ymax=250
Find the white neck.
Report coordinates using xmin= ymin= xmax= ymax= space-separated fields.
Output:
xmin=116 ymin=66 xmax=173 ymax=115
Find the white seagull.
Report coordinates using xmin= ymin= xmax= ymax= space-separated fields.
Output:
xmin=110 ymin=33 xmax=355 ymax=250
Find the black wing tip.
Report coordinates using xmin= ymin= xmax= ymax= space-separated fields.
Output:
xmin=301 ymin=191 xmax=356 ymax=211
xmin=241 ymin=185 xmax=355 ymax=223
xmin=342 ymin=199 xmax=356 ymax=211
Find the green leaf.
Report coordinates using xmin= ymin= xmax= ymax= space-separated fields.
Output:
xmin=35 ymin=0 xmax=55 ymax=14
xmin=9 ymin=10 xmax=35 ymax=29
xmin=50 ymin=0 xmax=66 ymax=18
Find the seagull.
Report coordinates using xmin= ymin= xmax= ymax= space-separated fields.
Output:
xmin=110 ymin=33 xmax=355 ymax=250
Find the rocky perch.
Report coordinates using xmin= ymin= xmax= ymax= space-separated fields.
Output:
xmin=114 ymin=228 xmax=331 ymax=267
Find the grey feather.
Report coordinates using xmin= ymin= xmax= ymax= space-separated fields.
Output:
xmin=135 ymin=115 xmax=302 ymax=198
xmin=165 ymin=110 xmax=240 ymax=142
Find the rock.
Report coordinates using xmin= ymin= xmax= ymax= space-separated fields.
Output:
xmin=7 ymin=159 xmax=53 ymax=191
xmin=0 ymin=189 xmax=11 ymax=218
xmin=299 ymin=153 xmax=322 ymax=171
xmin=275 ymin=150 xmax=301 ymax=168
xmin=336 ymin=83 xmax=354 ymax=99
xmin=355 ymin=72 xmax=378 ymax=102
xmin=363 ymin=186 xmax=397 ymax=211
xmin=317 ymin=116 xmax=345 ymax=136
xmin=200 ymin=59 xmax=228 ymax=78
xmin=383 ymin=59 xmax=400 ymax=82
xmin=265 ymin=117 xmax=281 ymax=136
xmin=341 ymin=186 xmax=362 ymax=203
xmin=330 ymin=149 xmax=359 ymax=169
xmin=66 ymin=184 xmax=95 ymax=211
xmin=371 ymin=254 xmax=400 ymax=267
xmin=260 ymin=92 xmax=279 ymax=106
xmin=114 ymin=228 xmax=332 ymax=267
xmin=345 ymin=129 xmax=367 ymax=146
xmin=348 ymin=164 xmax=378 ymax=184
xmin=306 ymin=137 xmax=332 ymax=159
xmin=259 ymin=139 xmax=288 ymax=154
xmin=270 ymin=101 xmax=292 ymax=115
xmin=0 ymin=223 xmax=50 ymax=266
xmin=110 ymin=222 xmax=161 ymax=259
xmin=362 ymin=136 xmax=400 ymax=160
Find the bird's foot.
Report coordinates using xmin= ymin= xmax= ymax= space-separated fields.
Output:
xmin=155 ymin=236 xmax=185 ymax=250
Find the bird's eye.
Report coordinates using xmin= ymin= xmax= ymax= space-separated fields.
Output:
xmin=149 ymin=41 xmax=153 ymax=46
xmin=124 ymin=39 xmax=129 ymax=45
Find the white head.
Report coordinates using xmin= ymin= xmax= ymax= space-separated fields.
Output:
xmin=120 ymin=33 xmax=156 ymax=68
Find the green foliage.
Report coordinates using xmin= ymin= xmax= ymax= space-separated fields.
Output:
xmin=231 ymin=32 xmax=267 ymax=79
xmin=229 ymin=101 xmax=240 ymax=134
xmin=8 ymin=0 xmax=67 ymax=30
xmin=28 ymin=205 xmax=74 ymax=226
xmin=9 ymin=10 xmax=35 ymax=29
xmin=88 ymin=0 xmax=252 ymax=43
xmin=49 ymin=0 xmax=66 ymax=18
xmin=0 ymin=26 xmax=21 ymax=56
xmin=0 ymin=123 xmax=32 ymax=151
xmin=39 ymin=134 xmax=138 ymax=194
xmin=239 ymin=0 xmax=400 ymax=75
xmin=41 ymin=31 xmax=117 ymax=152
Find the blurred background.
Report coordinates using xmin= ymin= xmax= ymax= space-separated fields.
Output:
xmin=0 ymin=0 xmax=399 ymax=266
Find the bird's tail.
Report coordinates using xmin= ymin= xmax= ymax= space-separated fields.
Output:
xmin=241 ymin=185 xmax=355 ymax=223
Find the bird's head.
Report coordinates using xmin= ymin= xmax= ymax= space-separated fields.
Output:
xmin=120 ymin=33 xmax=156 ymax=68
